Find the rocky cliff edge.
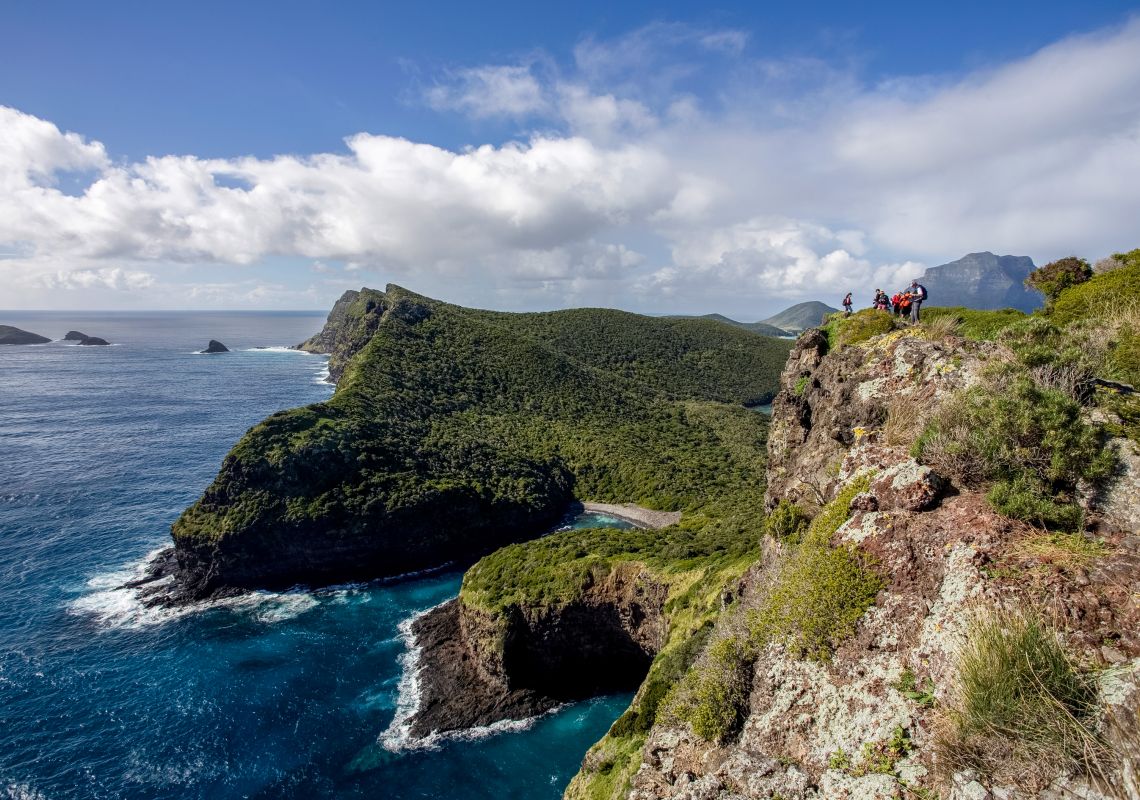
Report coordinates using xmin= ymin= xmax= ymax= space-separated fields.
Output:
xmin=577 ymin=317 xmax=1139 ymax=800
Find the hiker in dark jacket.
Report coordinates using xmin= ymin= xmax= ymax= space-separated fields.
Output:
xmin=909 ymin=280 xmax=927 ymax=322
xmin=843 ymin=292 xmax=853 ymax=316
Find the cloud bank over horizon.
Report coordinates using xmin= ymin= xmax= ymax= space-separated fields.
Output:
xmin=2 ymin=16 xmax=1139 ymax=313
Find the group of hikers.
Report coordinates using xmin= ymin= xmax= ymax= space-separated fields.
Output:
xmin=841 ymin=280 xmax=928 ymax=323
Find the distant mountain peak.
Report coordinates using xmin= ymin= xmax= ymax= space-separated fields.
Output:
xmin=760 ymin=301 xmax=839 ymax=332
xmin=919 ymin=252 xmax=1042 ymax=312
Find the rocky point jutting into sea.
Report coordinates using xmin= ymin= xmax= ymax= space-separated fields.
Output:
xmin=141 ymin=255 xmax=1140 ymax=799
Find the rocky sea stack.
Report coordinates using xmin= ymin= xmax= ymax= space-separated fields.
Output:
xmin=63 ymin=331 xmax=87 ymax=341
xmin=77 ymin=337 xmax=111 ymax=346
xmin=202 ymin=340 xmax=229 ymax=353
xmin=0 ymin=325 xmax=51 ymax=345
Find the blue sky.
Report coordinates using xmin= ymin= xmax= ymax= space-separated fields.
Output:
xmin=2 ymin=1 xmax=1139 ymax=314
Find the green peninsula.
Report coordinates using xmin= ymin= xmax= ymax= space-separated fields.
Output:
xmin=167 ymin=285 xmax=792 ymax=598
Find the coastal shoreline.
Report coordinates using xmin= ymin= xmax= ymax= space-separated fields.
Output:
xmin=578 ymin=502 xmax=681 ymax=530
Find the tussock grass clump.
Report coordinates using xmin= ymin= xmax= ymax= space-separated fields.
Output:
xmin=920 ymin=307 xmax=1026 ymax=341
xmin=1011 ymin=531 xmax=1108 ymax=573
xmin=923 ymin=313 xmax=962 ymax=339
xmin=935 ymin=609 xmax=1108 ymax=791
xmin=884 ymin=398 xmax=923 ymax=447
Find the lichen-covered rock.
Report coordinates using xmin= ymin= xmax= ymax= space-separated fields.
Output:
xmin=1097 ymin=437 xmax=1140 ymax=535
xmin=766 ymin=328 xmax=1001 ymax=512
xmin=623 ymin=320 xmax=1140 ymax=800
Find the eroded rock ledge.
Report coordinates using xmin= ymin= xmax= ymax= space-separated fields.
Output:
xmin=407 ymin=562 xmax=668 ymax=740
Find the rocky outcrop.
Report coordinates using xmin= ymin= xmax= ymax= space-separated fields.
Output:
xmin=296 ymin=288 xmax=390 ymax=383
xmin=618 ymin=324 xmax=1140 ymax=800
xmin=77 ymin=336 xmax=110 ymax=346
xmin=63 ymin=331 xmax=87 ymax=341
xmin=408 ymin=562 xmax=668 ymax=740
xmin=203 ymin=340 xmax=229 ymax=353
xmin=765 ymin=327 xmax=1001 ymax=513
xmin=0 ymin=325 xmax=51 ymax=345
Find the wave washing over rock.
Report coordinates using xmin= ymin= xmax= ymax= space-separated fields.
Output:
xmin=379 ymin=601 xmax=564 ymax=753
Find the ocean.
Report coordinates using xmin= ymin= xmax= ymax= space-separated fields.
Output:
xmin=0 ymin=311 xmax=632 ymax=799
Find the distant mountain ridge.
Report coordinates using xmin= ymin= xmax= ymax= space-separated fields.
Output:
xmin=760 ymin=301 xmax=839 ymax=332
xmin=918 ymin=252 xmax=1042 ymax=312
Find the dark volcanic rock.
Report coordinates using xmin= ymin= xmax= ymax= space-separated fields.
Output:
xmin=78 ymin=337 xmax=111 ymax=346
xmin=408 ymin=601 xmax=555 ymax=737
xmin=918 ymin=251 xmax=1042 ymax=312
xmin=408 ymin=563 xmax=667 ymax=739
xmin=203 ymin=340 xmax=229 ymax=353
xmin=0 ymin=325 xmax=51 ymax=345
xmin=63 ymin=330 xmax=88 ymax=341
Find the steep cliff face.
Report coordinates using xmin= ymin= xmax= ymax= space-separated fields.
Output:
xmin=408 ymin=562 xmax=670 ymax=739
xmin=598 ymin=322 xmax=1139 ymax=800
xmin=296 ymin=287 xmax=390 ymax=383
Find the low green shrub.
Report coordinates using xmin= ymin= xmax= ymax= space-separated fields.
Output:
xmin=764 ymin=500 xmax=809 ymax=544
xmin=747 ymin=542 xmax=882 ymax=661
xmin=914 ymin=375 xmax=1113 ymax=529
xmin=1047 ymin=258 xmax=1140 ymax=327
xmin=1025 ymin=256 xmax=1092 ymax=304
xmin=935 ymin=609 xmax=1107 ymax=790
xmin=663 ymin=635 xmax=755 ymax=743
xmin=804 ymin=474 xmax=872 ymax=545
xmin=987 ymin=474 xmax=1084 ymax=530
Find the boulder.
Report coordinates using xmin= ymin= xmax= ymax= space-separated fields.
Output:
xmin=77 ymin=337 xmax=111 ymax=346
xmin=0 ymin=325 xmax=51 ymax=345
xmin=203 ymin=340 xmax=229 ymax=354
xmin=63 ymin=331 xmax=87 ymax=341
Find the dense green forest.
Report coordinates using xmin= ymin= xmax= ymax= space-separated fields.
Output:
xmin=172 ymin=285 xmax=790 ymax=593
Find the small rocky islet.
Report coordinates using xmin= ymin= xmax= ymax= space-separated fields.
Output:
xmin=0 ymin=325 xmax=51 ymax=345
xmin=63 ymin=330 xmax=112 ymax=345
xmin=141 ymin=255 xmax=1140 ymax=798
xmin=202 ymin=340 xmax=229 ymax=353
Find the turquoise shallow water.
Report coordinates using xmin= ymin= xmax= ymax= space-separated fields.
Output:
xmin=0 ymin=312 xmax=632 ymax=799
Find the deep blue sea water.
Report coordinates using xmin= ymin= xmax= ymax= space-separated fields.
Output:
xmin=0 ymin=312 xmax=632 ymax=800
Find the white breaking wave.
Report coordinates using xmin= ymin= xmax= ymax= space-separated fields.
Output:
xmin=378 ymin=601 xmax=445 ymax=752
xmin=3 ymin=783 xmax=49 ymax=800
xmin=68 ymin=548 xmax=322 ymax=630
xmin=378 ymin=600 xmax=562 ymax=752
xmin=242 ymin=346 xmax=311 ymax=353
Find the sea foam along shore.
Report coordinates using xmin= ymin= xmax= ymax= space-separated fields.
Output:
xmin=379 ymin=601 xmax=562 ymax=753
xmin=69 ymin=547 xmax=322 ymax=630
